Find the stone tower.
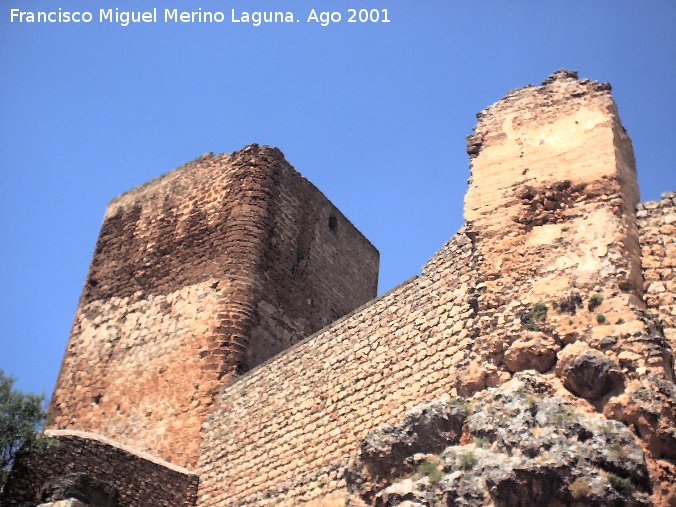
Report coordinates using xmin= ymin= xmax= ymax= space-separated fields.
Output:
xmin=48 ymin=145 xmax=379 ymax=468
xmin=463 ymin=70 xmax=672 ymax=385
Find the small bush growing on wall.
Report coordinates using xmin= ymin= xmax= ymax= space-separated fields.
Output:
xmin=606 ymin=472 xmax=632 ymax=492
xmin=532 ymin=303 xmax=548 ymax=322
xmin=457 ymin=451 xmax=478 ymax=470
xmin=520 ymin=302 xmax=548 ymax=332
xmin=417 ymin=459 xmax=443 ymax=483
xmin=588 ymin=293 xmax=604 ymax=311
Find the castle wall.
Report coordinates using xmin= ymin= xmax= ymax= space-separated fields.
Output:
xmin=1 ymin=430 xmax=198 ymax=507
xmin=47 ymin=145 xmax=378 ymax=469
xmin=638 ymin=192 xmax=676 ymax=351
xmin=197 ymin=230 xmax=478 ymax=505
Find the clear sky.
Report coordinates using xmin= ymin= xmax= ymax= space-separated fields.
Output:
xmin=1 ymin=1 xmax=675 ymax=397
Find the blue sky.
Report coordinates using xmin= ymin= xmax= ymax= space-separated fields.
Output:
xmin=1 ymin=1 xmax=675 ymax=397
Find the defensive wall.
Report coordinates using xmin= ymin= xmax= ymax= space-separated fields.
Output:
xmin=638 ymin=192 xmax=675 ymax=351
xmin=2 ymin=430 xmax=198 ymax=506
xmin=198 ymin=227 xmax=478 ymax=505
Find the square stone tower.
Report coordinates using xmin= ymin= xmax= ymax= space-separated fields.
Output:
xmin=48 ymin=144 xmax=379 ymax=468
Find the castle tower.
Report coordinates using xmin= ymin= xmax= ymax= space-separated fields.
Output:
xmin=464 ymin=70 xmax=672 ymax=387
xmin=48 ymin=145 xmax=379 ymax=468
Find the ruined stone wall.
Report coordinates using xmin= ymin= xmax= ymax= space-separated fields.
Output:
xmin=0 ymin=430 xmax=198 ymax=507
xmin=460 ymin=73 xmax=674 ymax=503
xmin=638 ymin=192 xmax=675 ymax=352
xmin=197 ymin=229 xmax=479 ymax=506
xmin=48 ymin=145 xmax=378 ymax=469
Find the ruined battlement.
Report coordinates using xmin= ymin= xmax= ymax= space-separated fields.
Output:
xmin=4 ymin=71 xmax=674 ymax=507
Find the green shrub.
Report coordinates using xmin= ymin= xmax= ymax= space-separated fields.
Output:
xmin=533 ymin=303 xmax=548 ymax=322
xmin=520 ymin=303 xmax=548 ymax=332
xmin=596 ymin=313 xmax=606 ymax=324
xmin=473 ymin=436 xmax=488 ymax=448
xmin=588 ymin=293 xmax=604 ymax=311
xmin=457 ymin=451 xmax=478 ymax=470
xmin=446 ymin=396 xmax=471 ymax=412
xmin=1 ymin=371 xmax=54 ymax=488
xmin=553 ymin=410 xmax=576 ymax=425
xmin=417 ymin=459 xmax=443 ymax=483
xmin=606 ymin=472 xmax=632 ymax=491
xmin=526 ymin=395 xmax=539 ymax=414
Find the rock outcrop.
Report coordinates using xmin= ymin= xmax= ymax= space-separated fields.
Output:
xmin=347 ymin=372 xmax=654 ymax=507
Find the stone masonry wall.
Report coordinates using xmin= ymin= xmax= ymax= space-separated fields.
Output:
xmin=48 ymin=145 xmax=378 ymax=469
xmin=638 ymin=191 xmax=676 ymax=352
xmin=0 ymin=430 xmax=198 ymax=506
xmin=460 ymin=72 xmax=674 ymax=503
xmin=197 ymin=228 xmax=479 ymax=506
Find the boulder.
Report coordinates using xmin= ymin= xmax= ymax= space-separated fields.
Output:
xmin=556 ymin=342 xmax=623 ymax=401
xmin=39 ymin=473 xmax=117 ymax=507
xmin=503 ymin=332 xmax=558 ymax=373
xmin=356 ymin=399 xmax=467 ymax=482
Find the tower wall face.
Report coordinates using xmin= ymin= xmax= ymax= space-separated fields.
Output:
xmin=463 ymin=70 xmax=671 ymax=381
xmin=48 ymin=145 xmax=379 ymax=468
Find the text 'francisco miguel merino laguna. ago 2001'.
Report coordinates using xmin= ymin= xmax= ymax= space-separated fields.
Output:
xmin=9 ymin=7 xmax=392 ymax=27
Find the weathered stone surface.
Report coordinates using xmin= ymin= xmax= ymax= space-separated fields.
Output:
xmin=347 ymin=372 xmax=652 ymax=507
xmin=462 ymin=69 xmax=672 ymax=385
xmin=356 ymin=400 xmax=467 ymax=483
xmin=605 ymin=376 xmax=676 ymax=460
xmin=556 ymin=342 xmax=624 ymax=401
xmin=638 ymin=192 xmax=676 ymax=352
xmin=502 ymin=331 xmax=558 ymax=373
xmin=47 ymin=144 xmax=379 ymax=468
xmin=0 ymin=430 xmax=197 ymax=507
xmin=604 ymin=376 xmax=676 ymax=506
